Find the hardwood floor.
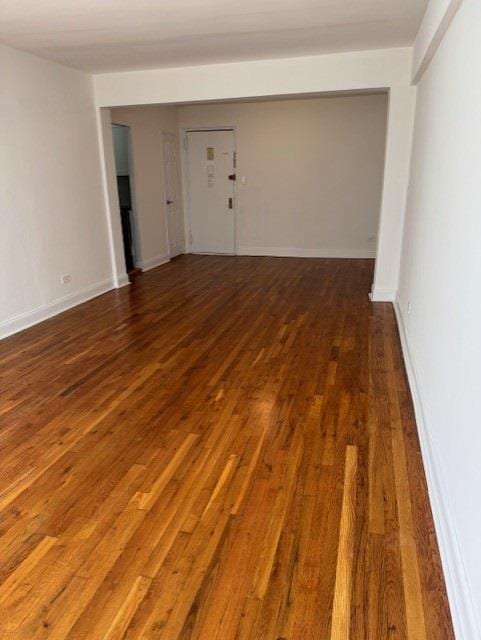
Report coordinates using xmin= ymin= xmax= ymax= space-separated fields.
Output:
xmin=0 ymin=255 xmax=453 ymax=639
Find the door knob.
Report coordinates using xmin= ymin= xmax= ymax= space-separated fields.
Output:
xmin=166 ymin=200 xmax=173 ymax=205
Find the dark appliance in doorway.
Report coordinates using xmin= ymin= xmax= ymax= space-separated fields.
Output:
xmin=117 ymin=175 xmax=135 ymax=272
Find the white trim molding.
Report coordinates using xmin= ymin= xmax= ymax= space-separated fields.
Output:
xmin=369 ymin=287 xmax=397 ymax=302
xmin=0 ymin=279 xmax=116 ymax=341
xmin=116 ymin=273 xmax=131 ymax=288
xmin=394 ymin=298 xmax=481 ymax=640
xmin=239 ymin=246 xmax=376 ymax=259
xmin=138 ymin=254 xmax=170 ymax=272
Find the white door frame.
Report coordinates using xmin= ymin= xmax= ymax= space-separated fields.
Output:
xmin=160 ymin=131 xmax=171 ymax=258
xmin=111 ymin=122 xmax=142 ymax=267
xmin=180 ymin=126 xmax=238 ymax=255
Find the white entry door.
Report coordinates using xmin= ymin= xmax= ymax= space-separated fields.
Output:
xmin=186 ymin=130 xmax=236 ymax=254
xmin=161 ymin=132 xmax=185 ymax=258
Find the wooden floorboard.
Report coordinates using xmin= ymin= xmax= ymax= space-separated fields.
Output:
xmin=0 ymin=255 xmax=453 ymax=639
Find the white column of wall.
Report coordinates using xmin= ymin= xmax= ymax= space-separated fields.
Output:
xmin=96 ymin=107 xmax=130 ymax=288
xmin=371 ymin=85 xmax=417 ymax=302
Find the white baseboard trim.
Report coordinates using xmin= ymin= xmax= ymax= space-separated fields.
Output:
xmin=369 ymin=287 xmax=397 ymax=302
xmin=394 ymin=299 xmax=480 ymax=640
xmin=238 ymin=246 xmax=376 ymax=259
xmin=0 ymin=278 xmax=115 ymax=340
xmin=138 ymin=254 xmax=170 ymax=272
xmin=116 ymin=273 xmax=130 ymax=288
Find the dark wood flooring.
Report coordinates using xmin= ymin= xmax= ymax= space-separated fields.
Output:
xmin=0 ymin=255 xmax=453 ymax=639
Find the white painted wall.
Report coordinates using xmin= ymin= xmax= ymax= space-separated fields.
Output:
xmin=397 ymin=1 xmax=481 ymax=636
xmin=96 ymin=108 xmax=128 ymax=289
xmin=180 ymin=94 xmax=388 ymax=257
xmin=370 ymin=85 xmax=417 ymax=301
xmin=110 ymin=105 xmax=181 ymax=270
xmin=0 ymin=43 xmax=114 ymax=338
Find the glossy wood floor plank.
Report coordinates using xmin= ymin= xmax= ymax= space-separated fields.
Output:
xmin=331 ymin=445 xmax=358 ymax=640
xmin=0 ymin=255 xmax=453 ymax=639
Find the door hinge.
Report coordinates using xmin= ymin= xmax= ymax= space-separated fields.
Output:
xmin=228 ymin=197 xmax=233 ymax=209
xmin=183 ymin=136 xmax=188 ymax=151
xmin=233 ymin=151 xmax=237 ymax=168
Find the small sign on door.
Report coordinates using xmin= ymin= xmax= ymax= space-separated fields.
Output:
xmin=206 ymin=147 xmax=215 ymax=160
xmin=207 ymin=163 xmax=215 ymax=188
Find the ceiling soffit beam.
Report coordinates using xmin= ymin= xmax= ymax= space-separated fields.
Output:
xmin=93 ymin=48 xmax=411 ymax=108
xmin=412 ymin=0 xmax=464 ymax=84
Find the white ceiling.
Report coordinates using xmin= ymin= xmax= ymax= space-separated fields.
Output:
xmin=0 ymin=0 xmax=428 ymax=74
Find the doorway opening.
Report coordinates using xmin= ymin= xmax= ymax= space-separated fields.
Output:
xmin=101 ymin=91 xmax=388 ymax=288
xmin=112 ymin=123 xmax=141 ymax=279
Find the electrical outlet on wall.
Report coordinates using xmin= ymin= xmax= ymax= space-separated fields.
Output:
xmin=61 ymin=274 xmax=72 ymax=286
